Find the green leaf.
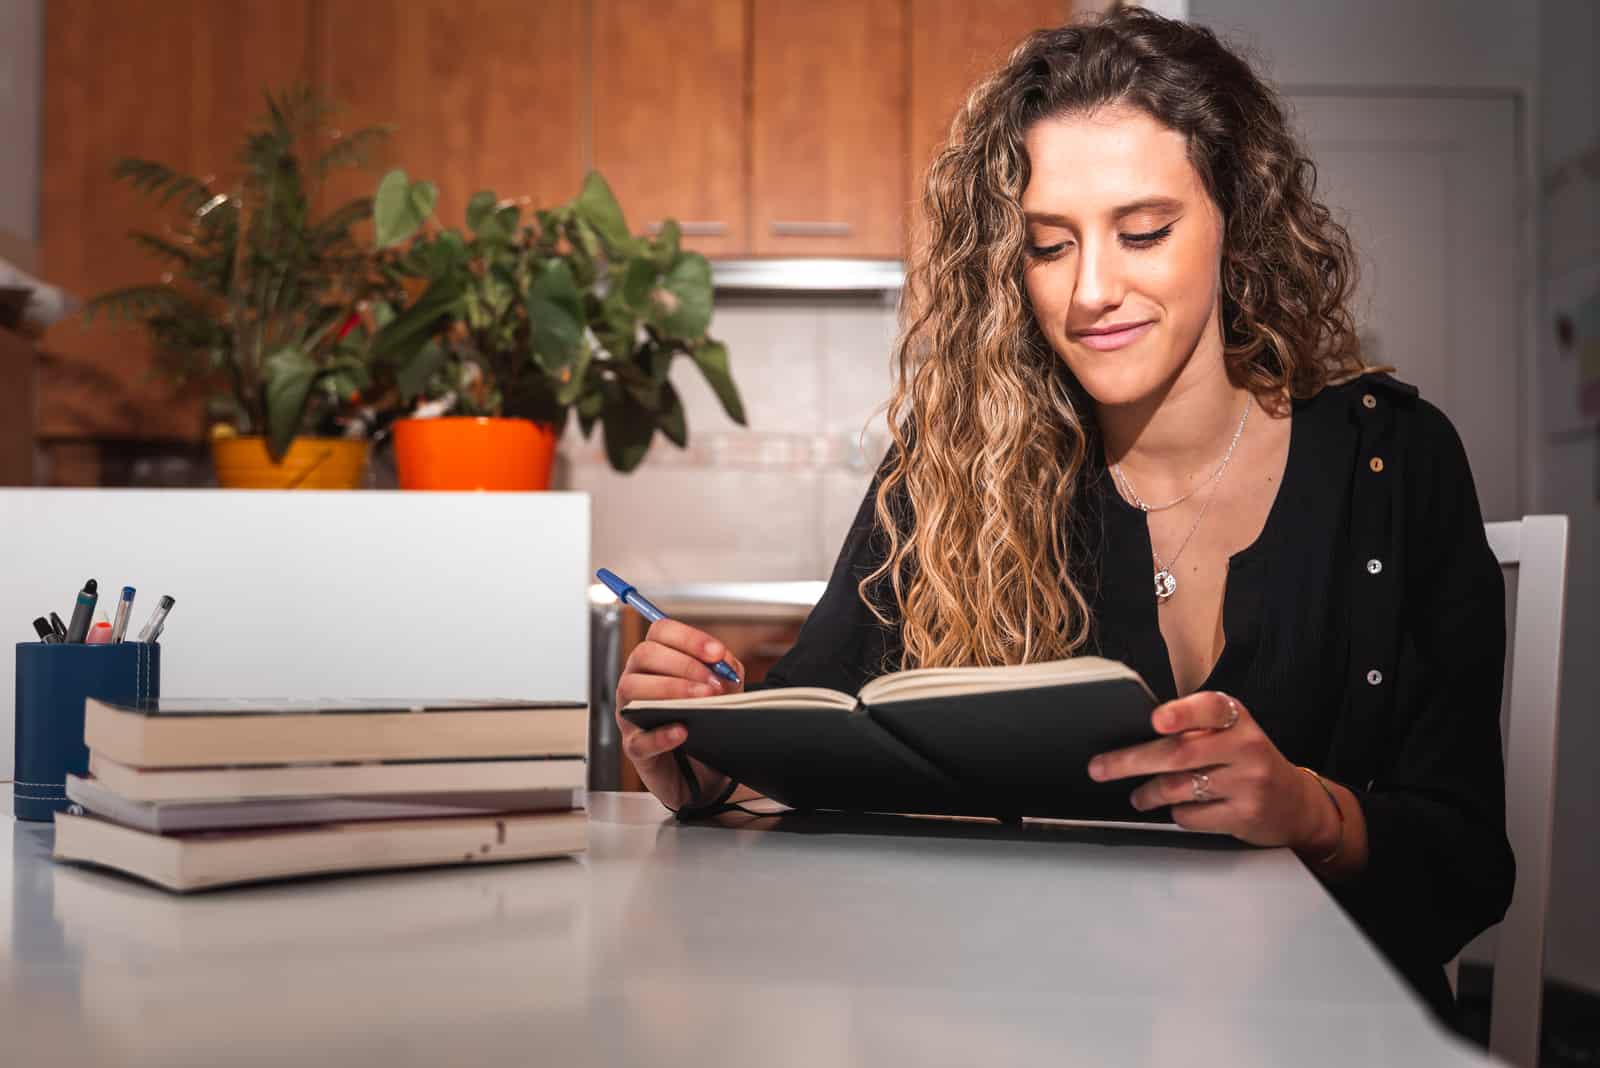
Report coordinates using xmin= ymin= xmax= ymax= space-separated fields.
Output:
xmin=422 ymin=230 xmax=469 ymax=276
xmin=468 ymin=193 xmax=515 ymax=246
xmin=496 ymin=203 xmax=521 ymax=234
xmin=577 ymin=387 xmax=604 ymax=438
xmin=466 ymin=191 xmax=498 ymax=232
xmin=397 ymin=339 xmax=449 ymax=403
xmin=82 ymin=284 xmax=194 ymax=325
xmin=526 ymin=259 xmax=585 ymax=372
xmin=374 ymin=169 xmax=437 ymax=248
xmin=553 ymin=343 xmax=591 ymax=406
xmin=650 ymin=219 xmax=681 ymax=270
xmin=262 ymin=346 xmax=319 ymax=458
xmin=601 ymin=385 xmax=656 ymax=472
xmin=596 ymin=287 xmax=639 ymax=360
xmin=127 ymin=231 xmax=199 ymax=271
xmin=657 ymin=380 xmax=687 ymax=447
xmin=569 ymin=216 xmax=603 ymax=265
xmin=651 ymin=253 xmax=713 ymax=338
xmin=691 ymin=339 xmax=746 ymax=425
xmin=619 ymin=256 xmax=656 ymax=312
xmin=312 ymin=125 xmax=393 ymax=177
xmin=615 ymin=359 xmax=661 ymax=408
xmin=111 ymin=158 xmax=216 ymax=214
xmin=573 ymin=171 xmax=632 ymax=253
xmin=371 ymin=273 xmax=464 ymax=365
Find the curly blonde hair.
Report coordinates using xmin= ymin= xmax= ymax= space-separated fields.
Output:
xmin=865 ymin=6 xmax=1370 ymax=670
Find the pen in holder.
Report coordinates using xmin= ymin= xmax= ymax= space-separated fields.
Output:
xmin=14 ymin=641 xmax=161 ymax=821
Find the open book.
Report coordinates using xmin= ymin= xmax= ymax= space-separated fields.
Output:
xmin=623 ymin=656 xmax=1164 ymax=821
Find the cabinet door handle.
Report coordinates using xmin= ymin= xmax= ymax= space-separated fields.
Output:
xmin=769 ymin=220 xmax=853 ymax=237
xmin=647 ymin=220 xmax=728 ymax=236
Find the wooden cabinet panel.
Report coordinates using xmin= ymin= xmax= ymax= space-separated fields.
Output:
xmin=313 ymin=0 xmax=585 ymax=234
xmin=907 ymin=1 xmax=1072 ymax=246
xmin=750 ymin=0 xmax=907 ymax=258
xmin=0 ymin=329 xmax=36 ymax=484
xmin=39 ymin=0 xmax=314 ymax=439
xmin=593 ymin=0 xmax=748 ymax=257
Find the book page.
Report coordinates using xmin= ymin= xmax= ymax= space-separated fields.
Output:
xmin=623 ymin=686 xmax=857 ymax=713
xmin=859 ymin=656 xmax=1151 ymax=705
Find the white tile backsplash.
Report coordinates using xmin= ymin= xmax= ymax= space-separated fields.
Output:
xmin=560 ymin=295 xmax=903 ymax=584
xmin=574 ymin=461 xmax=825 ymax=583
xmin=819 ymin=467 xmax=879 ymax=574
xmin=698 ymin=301 xmax=828 ymax=435
xmin=819 ymin=301 xmax=899 ymax=439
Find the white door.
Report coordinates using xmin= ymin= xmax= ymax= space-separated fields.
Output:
xmin=1288 ymin=94 xmax=1523 ymax=520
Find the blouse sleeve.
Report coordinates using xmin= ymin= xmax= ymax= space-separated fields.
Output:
xmin=1335 ymin=399 xmax=1516 ymax=967
xmin=752 ymin=459 xmax=905 ymax=695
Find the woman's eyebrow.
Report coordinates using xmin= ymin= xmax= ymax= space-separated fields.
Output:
xmin=1023 ymin=196 xmax=1185 ymax=226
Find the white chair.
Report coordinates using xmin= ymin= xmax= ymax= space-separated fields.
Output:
xmin=1464 ymin=516 xmax=1570 ymax=1068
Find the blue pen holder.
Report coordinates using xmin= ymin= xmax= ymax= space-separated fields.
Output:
xmin=14 ymin=642 xmax=161 ymax=821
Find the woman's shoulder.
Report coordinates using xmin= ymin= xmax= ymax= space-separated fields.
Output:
xmin=1310 ymin=369 xmax=1488 ymax=543
xmin=1308 ymin=369 xmax=1466 ymax=457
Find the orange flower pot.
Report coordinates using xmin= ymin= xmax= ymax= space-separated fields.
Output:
xmin=211 ymin=436 xmax=369 ymax=489
xmin=392 ymin=417 xmax=559 ymax=491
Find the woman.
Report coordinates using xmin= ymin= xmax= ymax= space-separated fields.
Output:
xmin=614 ymin=7 xmax=1513 ymax=1026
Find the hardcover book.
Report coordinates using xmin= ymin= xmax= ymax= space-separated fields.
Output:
xmin=53 ymin=809 xmax=588 ymax=892
xmin=82 ymin=698 xmax=587 ymax=768
xmin=623 ymin=656 xmax=1164 ymax=821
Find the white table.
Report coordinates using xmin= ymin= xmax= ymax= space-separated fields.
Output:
xmin=2 ymin=794 xmax=1497 ymax=1067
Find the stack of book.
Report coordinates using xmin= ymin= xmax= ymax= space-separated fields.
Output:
xmin=53 ymin=696 xmax=590 ymax=892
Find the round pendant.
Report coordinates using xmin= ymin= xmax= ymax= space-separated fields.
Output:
xmin=1154 ymin=569 xmax=1177 ymax=602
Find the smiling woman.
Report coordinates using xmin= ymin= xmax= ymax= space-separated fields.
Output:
xmin=611 ymin=5 xmax=1513 ymax=1033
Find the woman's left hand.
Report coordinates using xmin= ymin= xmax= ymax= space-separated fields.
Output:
xmin=1087 ymin=691 xmax=1333 ymax=849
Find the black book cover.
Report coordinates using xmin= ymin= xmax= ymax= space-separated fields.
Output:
xmin=622 ymin=673 xmax=1164 ymax=821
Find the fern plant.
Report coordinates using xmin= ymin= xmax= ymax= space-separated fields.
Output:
xmin=85 ymin=87 xmax=395 ymax=458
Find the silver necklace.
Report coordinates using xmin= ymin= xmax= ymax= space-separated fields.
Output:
xmin=1111 ymin=398 xmax=1251 ymax=603
xmin=1110 ymin=398 xmax=1251 ymax=512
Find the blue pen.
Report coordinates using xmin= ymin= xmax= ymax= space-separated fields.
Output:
xmin=108 ymin=586 xmax=136 ymax=644
xmin=596 ymin=568 xmax=742 ymax=686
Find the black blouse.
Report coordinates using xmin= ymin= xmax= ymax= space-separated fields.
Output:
xmin=757 ymin=373 xmax=1514 ymax=1025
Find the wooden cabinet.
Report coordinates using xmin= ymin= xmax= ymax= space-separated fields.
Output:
xmin=37 ymin=0 xmax=1077 ymax=446
xmin=749 ymin=1 xmax=907 ymax=258
xmin=314 ymin=0 xmax=586 ymax=230
xmin=592 ymin=0 xmax=749 ymax=258
xmin=907 ymin=0 xmax=1073 ymax=243
xmin=0 ymin=328 xmax=37 ymax=484
xmin=39 ymin=0 xmax=314 ymax=440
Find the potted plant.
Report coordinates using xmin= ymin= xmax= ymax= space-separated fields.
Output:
xmin=85 ymin=87 xmax=394 ymax=488
xmin=368 ymin=169 xmax=746 ymax=490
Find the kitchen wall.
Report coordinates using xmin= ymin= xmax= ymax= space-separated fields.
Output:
xmin=560 ymin=293 xmax=900 ymax=586
xmin=1533 ymin=0 xmax=1600 ymax=998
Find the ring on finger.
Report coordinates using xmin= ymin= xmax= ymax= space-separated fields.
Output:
xmin=1191 ymin=770 xmax=1219 ymax=803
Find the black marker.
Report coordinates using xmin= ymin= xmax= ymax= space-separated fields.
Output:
xmin=64 ymin=579 xmax=98 ymax=643
xmin=138 ymin=595 xmax=175 ymax=643
xmin=49 ymin=612 xmax=67 ymax=641
xmin=32 ymin=617 xmax=57 ymax=643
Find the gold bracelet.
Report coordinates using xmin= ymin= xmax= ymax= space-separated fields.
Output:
xmin=1297 ymin=766 xmax=1344 ymax=865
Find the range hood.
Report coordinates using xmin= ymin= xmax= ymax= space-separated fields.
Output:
xmin=710 ymin=258 xmax=904 ymax=293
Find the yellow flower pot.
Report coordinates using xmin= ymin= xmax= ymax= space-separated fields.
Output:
xmin=210 ymin=436 xmax=369 ymax=490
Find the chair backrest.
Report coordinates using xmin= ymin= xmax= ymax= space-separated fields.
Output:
xmin=1481 ymin=515 xmax=1570 ymax=1068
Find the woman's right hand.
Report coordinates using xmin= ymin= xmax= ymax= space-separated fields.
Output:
xmin=614 ymin=619 xmax=744 ymax=808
